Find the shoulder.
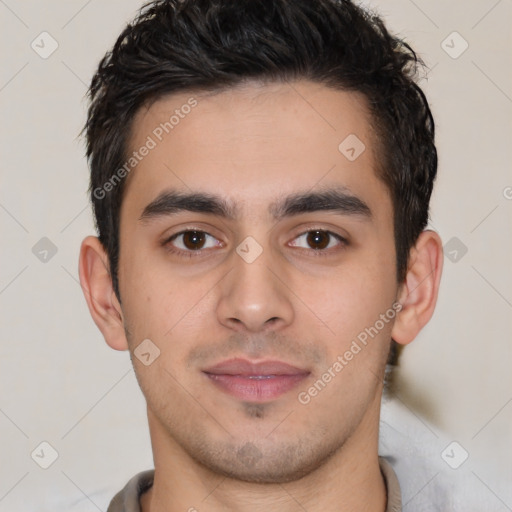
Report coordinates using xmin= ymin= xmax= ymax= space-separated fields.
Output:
xmin=106 ymin=470 xmax=155 ymax=512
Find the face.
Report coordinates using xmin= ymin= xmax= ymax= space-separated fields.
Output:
xmin=117 ymin=80 xmax=400 ymax=482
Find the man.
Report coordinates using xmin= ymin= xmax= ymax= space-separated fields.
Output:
xmin=78 ymin=0 xmax=443 ymax=510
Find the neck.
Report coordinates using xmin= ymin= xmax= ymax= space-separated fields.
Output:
xmin=141 ymin=398 xmax=387 ymax=512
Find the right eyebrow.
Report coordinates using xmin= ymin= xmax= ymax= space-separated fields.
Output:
xmin=139 ymin=190 xmax=238 ymax=223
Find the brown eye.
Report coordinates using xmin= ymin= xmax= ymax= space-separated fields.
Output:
xmin=181 ymin=231 xmax=206 ymax=250
xmin=289 ymin=229 xmax=345 ymax=252
xmin=168 ymin=230 xmax=220 ymax=252
xmin=306 ymin=230 xmax=330 ymax=250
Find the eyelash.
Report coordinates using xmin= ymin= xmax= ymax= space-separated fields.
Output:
xmin=162 ymin=230 xmax=220 ymax=259
xmin=162 ymin=228 xmax=348 ymax=258
xmin=289 ymin=230 xmax=347 ymax=257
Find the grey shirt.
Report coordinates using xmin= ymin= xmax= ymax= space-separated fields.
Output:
xmin=107 ymin=457 xmax=401 ymax=512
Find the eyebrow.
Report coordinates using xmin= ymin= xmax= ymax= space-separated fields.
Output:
xmin=139 ymin=191 xmax=237 ymax=222
xmin=270 ymin=188 xmax=372 ymax=220
xmin=138 ymin=187 xmax=372 ymax=223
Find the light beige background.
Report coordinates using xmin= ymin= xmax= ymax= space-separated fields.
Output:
xmin=1 ymin=0 xmax=511 ymax=510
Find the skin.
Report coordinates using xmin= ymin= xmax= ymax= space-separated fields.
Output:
xmin=79 ymin=80 xmax=443 ymax=512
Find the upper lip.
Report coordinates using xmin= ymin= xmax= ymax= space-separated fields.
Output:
xmin=203 ymin=358 xmax=310 ymax=376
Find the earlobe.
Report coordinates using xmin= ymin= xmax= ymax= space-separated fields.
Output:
xmin=391 ymin=230 xmax=443 ymax=346
xmin=78 ymin=236 xmax=129 ymax=351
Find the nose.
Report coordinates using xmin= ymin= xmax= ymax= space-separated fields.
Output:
xmin=216 ymin=248 xmax=294 ymax=333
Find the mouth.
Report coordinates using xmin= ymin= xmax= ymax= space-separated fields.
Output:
xmin=202 ymin=358 xmax=310 ymax=402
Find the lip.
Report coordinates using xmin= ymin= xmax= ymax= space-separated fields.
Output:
xmin=203 ymin=358 xmax=310 ymax=402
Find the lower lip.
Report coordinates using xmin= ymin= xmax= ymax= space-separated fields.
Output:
xmin=204 ymin=373 xmax=309 ymax=402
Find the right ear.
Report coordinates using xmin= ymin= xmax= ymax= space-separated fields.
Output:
xmin=78 ymin=236 xmax=128 ymax=351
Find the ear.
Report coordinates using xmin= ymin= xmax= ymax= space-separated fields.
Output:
xmin=391 ymin=230 xmax=443 ymax=346
xmin=78 ymin=236 xmax=128 ymax=351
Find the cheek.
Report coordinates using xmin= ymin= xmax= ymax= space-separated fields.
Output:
xmin=297 ymin=271 xmax=397 ymax=381
xmin=119 ymin=249 xmax=216 ymax=360
xmin=117 ymin=247 xmax=172 ymax=341
xmin=301 ymin=260 xmax=397 ymax=338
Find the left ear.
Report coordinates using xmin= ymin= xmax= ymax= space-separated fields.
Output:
xmin=391 ymin=230 xmax=443 ymax=345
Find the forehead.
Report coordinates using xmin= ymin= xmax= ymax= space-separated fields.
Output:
xmin=122 ymin=80 xmax=390 ymax=221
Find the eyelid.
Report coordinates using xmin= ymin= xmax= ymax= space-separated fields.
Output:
xmin=161 ymin=228 xmax=224 ymax=258
xmin=171 ymin=231 xmax=220 ymax=249
xmin=161 ymin=225 xmax=222 ymax=244
xmin=288 ymin=229 xmax=347 ymax=249
xmin=287 ymin=223 xmax=348 ymax=241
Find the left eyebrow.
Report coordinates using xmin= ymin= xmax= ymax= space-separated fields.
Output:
xmin=269 ymin=188 xmax=372 ymax=221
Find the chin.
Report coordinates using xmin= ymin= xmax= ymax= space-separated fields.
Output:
xmin=191 ymin=438 xmax=342 ymax=484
